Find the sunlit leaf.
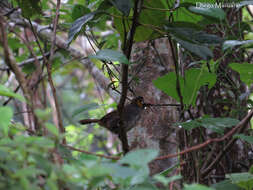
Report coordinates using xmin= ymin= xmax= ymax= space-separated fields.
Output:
xmin=229 ymin=63 xmax=253 ymax=86
xmin=89 ymin=49 xmax=130 ymax=64
xmin=153 ymin=68 xmax=216 ymax=106
xmin=154 ymin=175 xmax=182 ymax=186
xmin=0 ymin=84 xmax=26 ymax=102
xmin=0 ymin=106 xmax=13 ymax=136
xmin=223 ymin=40 xmax=253 ymax=51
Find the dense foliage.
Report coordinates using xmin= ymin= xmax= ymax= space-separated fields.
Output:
xmin=0 ymin=0 xmax=253 ymax=189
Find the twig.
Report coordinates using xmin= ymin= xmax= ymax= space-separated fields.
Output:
xmin=46 ymin=0 xmax=65 ymax=144
xmin=3 ymin=85 xmax=20 ymax=106
xmin=118 ymin=0 xmax=144 ymax=154
xmin=64 ymin=145 xmax=120 ymax=160
xmin=0 ymin=16 xmax=29 ymax=100
xmin=155 ymin=109 xmax=253 ymax=161
xmin=144 ymin=103 xmax=181 ymax=107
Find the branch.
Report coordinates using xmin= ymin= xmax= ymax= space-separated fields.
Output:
xmin=0 ymin=15 xmax=30 ymax=103
xmin=45 ymin=0 xmax=65 ymax=144
xmin=117 ymin=0 xmax=144 ymax=154
xmin=64 ymin=145 xmax=120 ymax=160
xmin=0 ymin=52 xmax=50 ymax=71
xmin=155 ymin=109 xmax=253 ymax=161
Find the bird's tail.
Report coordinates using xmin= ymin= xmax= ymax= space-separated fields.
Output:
xmin=79 ymin=119 xmax=100 ymax=124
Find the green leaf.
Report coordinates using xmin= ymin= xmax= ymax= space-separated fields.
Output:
xmin=18 ymin=0 xmax=41 ymax=18
xmin=165 ymin=25 xmax=223 ymax=45
xmin=229 ymin=63 xmax=253 ymax=86
xmin=153 ymin=68 xmax=216 ymax=106
xmin=0 ymin=106 xmax=13 ymax=136
xmin=35 ymin=108 xmax=52 ymax=121
xmin=72 ymin=103 xmax=100 ymax=117
xmin=234 ymin=134 xmax=253 ymax=144
xmin=129 ymin=183 xmax=159 ymax=190
xmin=15 ymin=166 xmax=46 ymax=177
xmin=176 ymin=117 xmax=239 ymax=134
xmin=211 ymin=180 xmax=241 ymax=190
xmin=89 ymin=49 xmax=130 ymax=64
xmin=68 ymin=11 xmax=97 ymax=45
xmin=223 ymin=40 xmax=253 ymax=51
xmin=188 ymin=6 xmax=225 ymax=20
xmin=45 ymin=123 xmax=59 ymax=137
xmin=174 ymin=36 xmax=213 ymax=60
xmin=113 ymin=0 xmax=166 ymax=42
xmin=184 ymin=184 xmax=215 ymax=190
xmin=71 ymin=4 xmax=91 ymax=21
xmin=226 ymin=172 xmax=253 ymax=190
xmin=154 ymin=175 xmax=182 ymax=186
xmin=110 ymin=0 xmax=132 ymax=16
xmin=119 ymin=149 xmax=158 ymax=168
xmin=0 ymin=84 xmax=26 ymax=102
xmin=236 ymin=1 xmax=253 ymax=8
xmin=199 ymin=117 xmax=239 ymax=134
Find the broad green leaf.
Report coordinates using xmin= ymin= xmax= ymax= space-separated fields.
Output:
xmin=173 ymin=36 xmax=213 ymax=60
xmin=68 ymin=11 xmax=97 ymax=45
xmin=71 ymin=4 xmax=91 ymax=21
xmin=176 ymin=117 xmax=239 ymax=134
xmin=211 ymin=180 xmax=241 ymax=190
xmin=226 ymin=172 xmax=253 ymax=190
xmin=35 ymin=108 xmax=52 ymax=121
xmin=153 ymin=68 xmax=216 ymax=106
xmin=199 ymin=117 xmax=239 ymax=134
xmin=129 ymin=183 xmax=158 ymax=190
xmin=111 ymin=0 xmax=132 ymax=16
xmin=0 ymin=84 xmax=26 ymax=102
xmin=229 ymin=63 xmax=253 ymax=86
xmin=18 ymin=0 xmax=41 ymax=18
xmin=236 ymin=1 xmax=253 ymax=8
xmin=89 ymin=49 xmax=130 ymax=64
xmin=103 ymin=163 xmax=136 ymax=181
xmin=113 ymin=0 xmax=166 ymax=42
xmin=165 ymin=25 xmax=223 ymax=45
xmin=15 ymin=166 xmax=46 ymax=177
xmin=234 ymin=134 xmax=253 ymax=144
xmin=45 ymin=123 xmax=59 ymax=137
xmin=175 ymin=120 xmax=201 ymax=131
xmin=0 ymin=106 xmax=13 ymax=136
xmin=184 ymin=184 xmax=215 ymax=190
xmin=119 ymin=149 xmax=158 ymax=168
xmin=154 ymin=175 xmax=182 ymax=186
xmin=188 ymin=6 xmax=225 ymax=20
xmin=223 ymin=40 xmax=253 ymax=51
xmin=72 ymin=103 xmax=100 ymax=117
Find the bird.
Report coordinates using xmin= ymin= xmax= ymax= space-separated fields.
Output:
xmin=79 ymin=96 xmax=145 ymax=135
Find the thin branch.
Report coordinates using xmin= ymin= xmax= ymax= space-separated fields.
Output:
xmin=46 ymin=0 xmax=65 ymax=144
xmin=155 ymin=109 xmax=253 ymax=161
xmin=0 ymin=15 xmax=30 ymax=103
xmin=169 ymin=38 xmax=184 ymax=111
xmin=117 ymin=0 xmax=144 ymax=154
xmin=64 ymin=145 xmax=120 ymax=160
xmin=0 ymin=52 xmax=50 ymax=71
